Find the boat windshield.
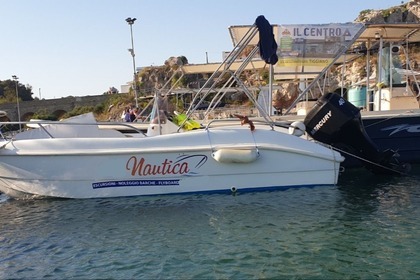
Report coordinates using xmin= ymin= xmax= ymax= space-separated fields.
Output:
xmin=146 ymin=95 xmax=179 ymax=136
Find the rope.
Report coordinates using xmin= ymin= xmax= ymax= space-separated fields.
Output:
xmin=329 ymin=145 xmax=408 ymax=176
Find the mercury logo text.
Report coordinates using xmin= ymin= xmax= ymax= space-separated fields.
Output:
xmin=311 ymin=110 xmax=332 ymax=135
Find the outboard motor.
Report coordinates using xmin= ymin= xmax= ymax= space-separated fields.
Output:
xmin=304 ymin=92 xmax=409 ymax=175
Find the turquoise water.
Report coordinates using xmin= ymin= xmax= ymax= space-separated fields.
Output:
xmin=1 ymin=168 xmax=420 ymax=279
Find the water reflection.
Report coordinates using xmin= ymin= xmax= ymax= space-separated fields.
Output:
xmin=1 ymin=169 xmax=420 ymax=279
xmin=337 ymin=166 xmax=420 ymax=216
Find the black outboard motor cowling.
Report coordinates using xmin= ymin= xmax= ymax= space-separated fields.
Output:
xmin=304 ymin=92 xmax=409 ymax=175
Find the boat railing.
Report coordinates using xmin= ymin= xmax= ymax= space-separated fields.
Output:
xmin=204 ymin=118 xmax=294 ymax=131
xmin=175 ymin=21 xmax=273 ymax=132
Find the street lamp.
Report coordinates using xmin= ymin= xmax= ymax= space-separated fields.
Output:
xmin=126 ymin=17 xmax=138 ymax=107
xmin=11 ymin=75 xmax=21 ymax=130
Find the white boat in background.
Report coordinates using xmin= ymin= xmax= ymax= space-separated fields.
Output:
xmin=0 ymin=16 xmax=344 ymax=199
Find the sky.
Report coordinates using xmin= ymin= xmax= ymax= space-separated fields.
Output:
xmin=0 ymin=0 xmax=406 ymax=100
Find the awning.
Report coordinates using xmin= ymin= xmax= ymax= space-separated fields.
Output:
xmin=182 ymin=23 xmax=420 ymax=79
xmin=356 ymin=23 xmax=420 ymax=43
xmin=182 ymin=60 xmax=266 ymax=74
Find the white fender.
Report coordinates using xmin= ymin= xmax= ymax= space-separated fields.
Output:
xmin=212 ymin=148 xmax=259 ymax=163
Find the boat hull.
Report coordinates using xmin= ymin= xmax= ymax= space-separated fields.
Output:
xmin=0 ymin=127 xmax=343 ymax=199
xmin=338 ymin=111 xmax=420 ymax=167
xmin=362 ymin=112 xmax=420 ymax=164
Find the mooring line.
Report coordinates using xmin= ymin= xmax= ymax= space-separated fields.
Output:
xmin=330 ymin=146 xmax=408 ymax=176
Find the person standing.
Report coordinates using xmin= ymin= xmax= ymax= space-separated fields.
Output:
xmin=130 ymin=107 xmax=139 ymax=122
xmin=124 ymin=107 xmax=131 ymax=122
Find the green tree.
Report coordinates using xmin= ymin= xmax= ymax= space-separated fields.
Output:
xmin=0 ymin=79 xmax=34 ymax=104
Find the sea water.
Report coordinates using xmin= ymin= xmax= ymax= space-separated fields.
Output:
xmin=1 ymin=167 xmax=420 ymax=279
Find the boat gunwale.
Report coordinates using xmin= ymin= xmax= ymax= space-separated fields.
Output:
xmin=0 ymin=142 xmax=342 ymax=162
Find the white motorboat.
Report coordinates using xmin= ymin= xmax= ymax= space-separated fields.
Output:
xmin=0 ymin=16 xmax=344 ymax=199
xmin=0 ymin=113 xmax=344 ymax=199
